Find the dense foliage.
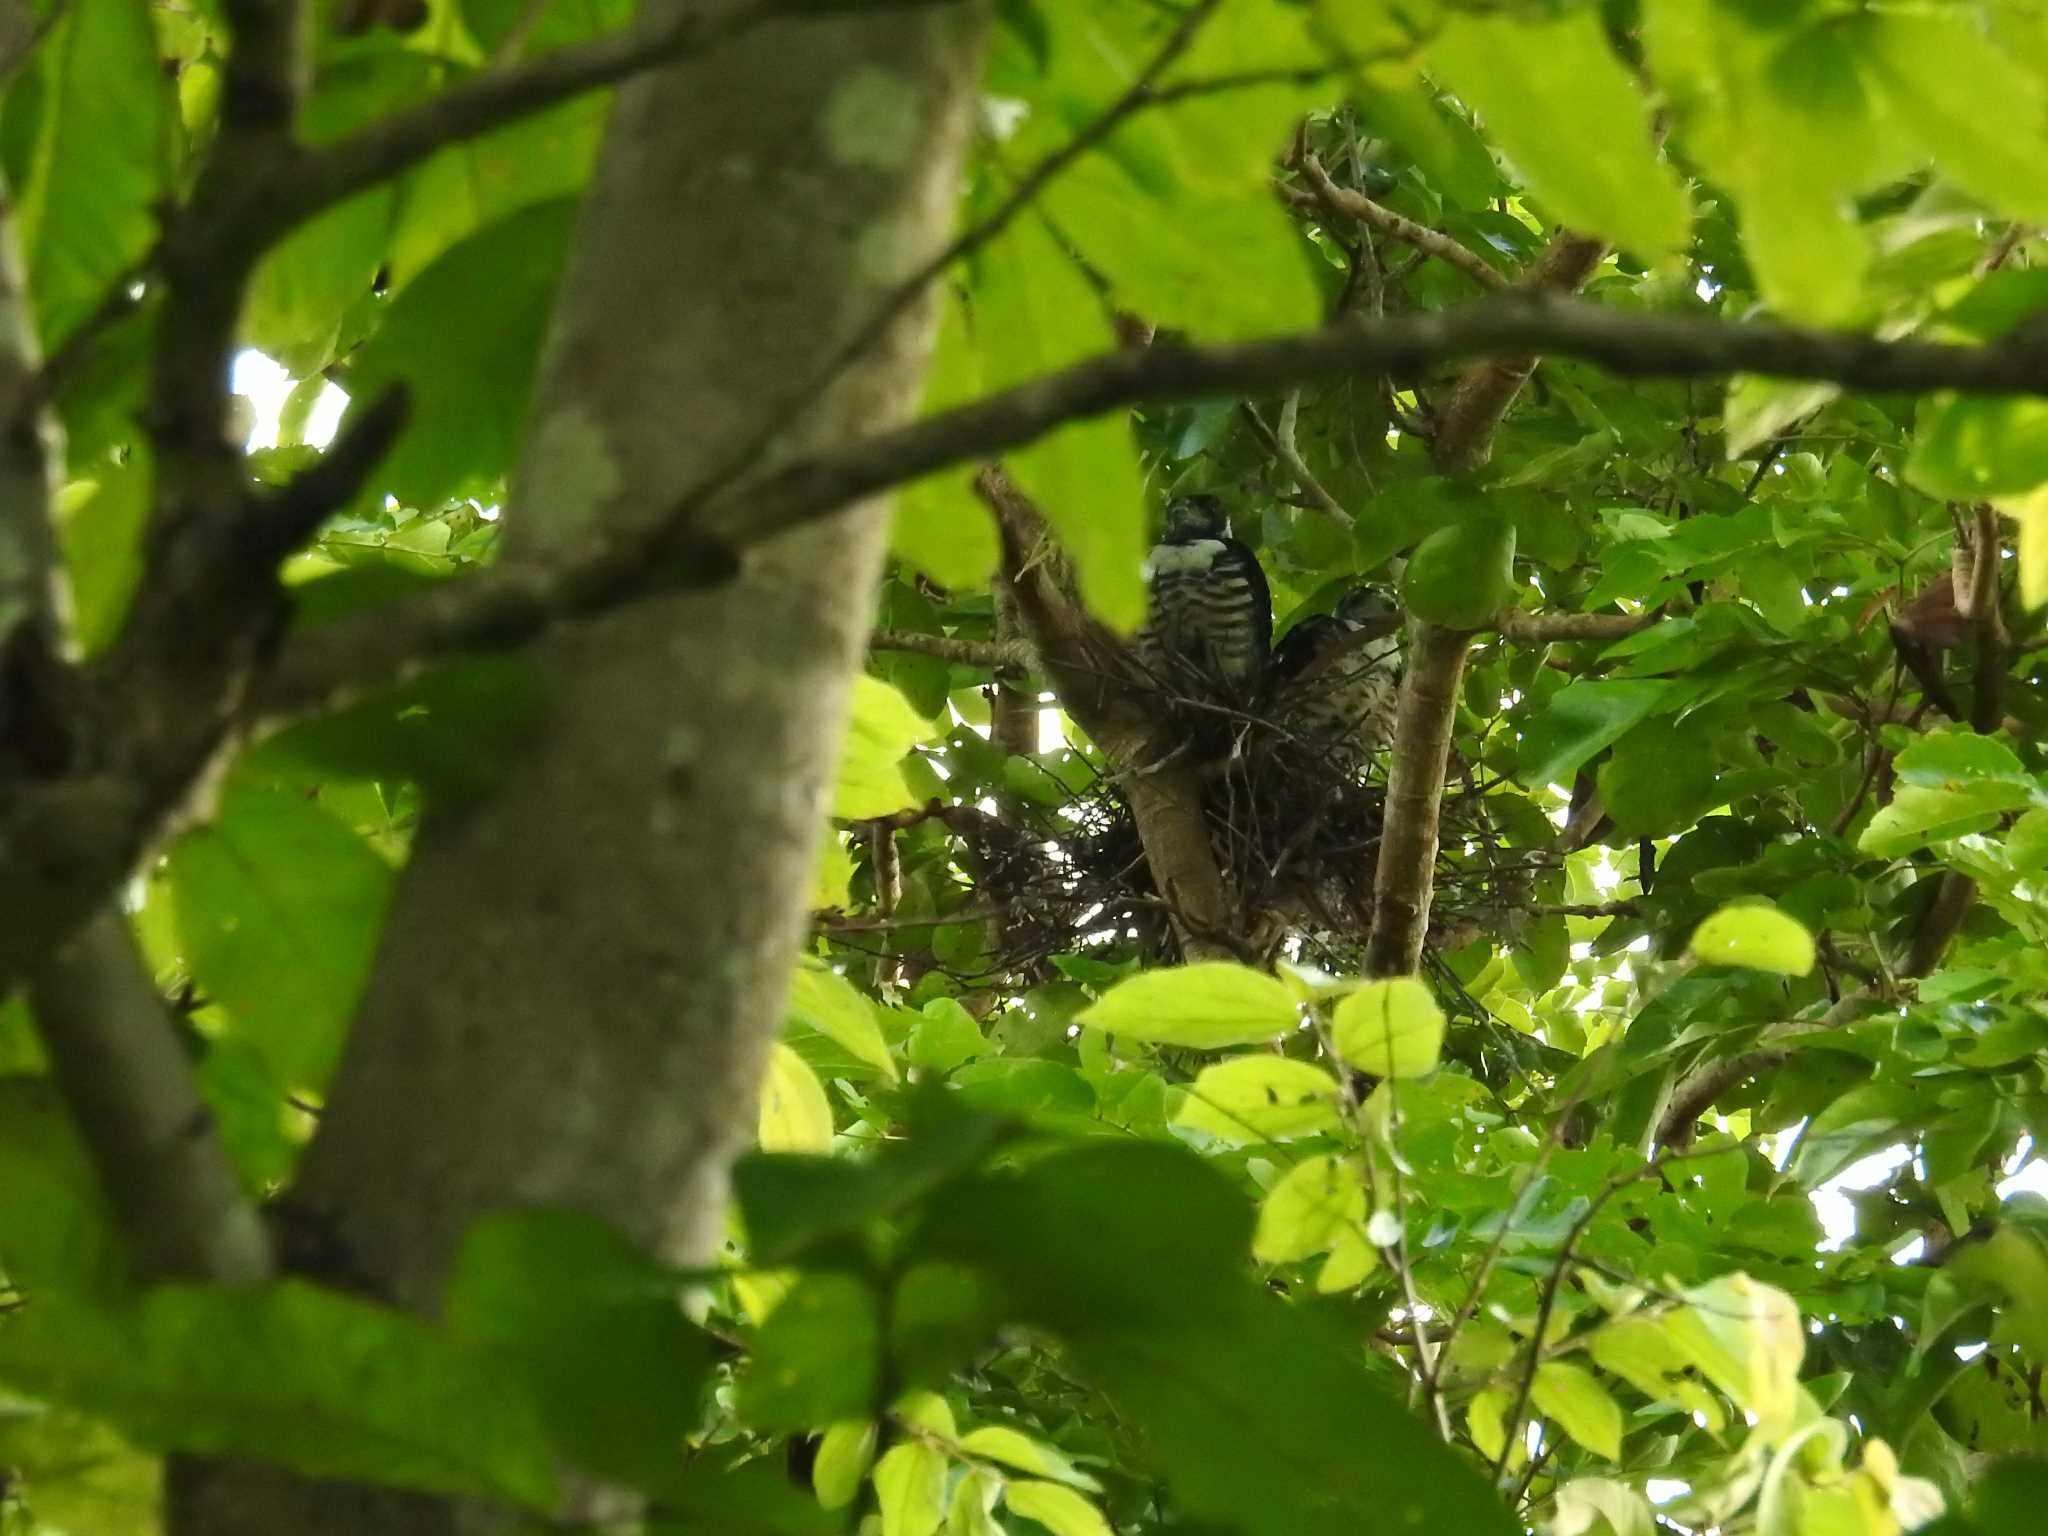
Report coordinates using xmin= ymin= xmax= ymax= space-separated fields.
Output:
xmin=3 ymin=2 xmax=2048 ymax=1536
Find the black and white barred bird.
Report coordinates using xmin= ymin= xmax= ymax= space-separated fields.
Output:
xmin=1135 ymin=494 xmax=1273 ymax=696
xmin=1265 ymin=586 xmax=1405 ymax=767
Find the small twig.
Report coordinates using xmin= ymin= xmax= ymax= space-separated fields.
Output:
xmin=1240 ymin=400 xmax=1352 ymax=525
xmin=871 ymin=629 xmax=1031 ymax=669
xmin=1291 ymin=155 xmax=1510 ymax=293
xmin=1492 ymin=1148 xmax=1698 ymax=1484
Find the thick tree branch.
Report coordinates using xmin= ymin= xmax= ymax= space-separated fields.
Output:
xmin=276 ymin=0 xmax=957 ymax=239
xmin=977 ymin=466 xmax=1239 ymax=960
xmin=1495 ymin=610 xmax=1654 ymax=645
xmin=871 ymin=629 xmax=1030 ymax=669
xmin=26 ymin=914 xmax=272 ymax=1283
xmin=1365 ymin=621 xmax=1472 ymax=976
xmin=0 ymin=171 xmax=271 ymax=1289
xmin=259 ymin=295 xmax=2048 ymax=717
xmin=1291 ymin=156 xmax=1509 ymax=293
xmin=1433 ymin=232 xmax=1608 ymax=473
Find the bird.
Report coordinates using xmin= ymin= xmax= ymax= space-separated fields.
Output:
xmin=1134 ymin=494 xmax=1273 ymax=698
xmin=1265 ymin=586 xmax=1405 ymax=767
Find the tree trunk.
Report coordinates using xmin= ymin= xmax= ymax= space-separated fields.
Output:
xmin=170 ymin=5 xmax=987 ymax=1531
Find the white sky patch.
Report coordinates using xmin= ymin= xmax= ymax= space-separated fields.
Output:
xmin=1812 ymin=1144 xmax=1914 ymax=1251
xmin=232 ymin=348 xmax=348 ymax=452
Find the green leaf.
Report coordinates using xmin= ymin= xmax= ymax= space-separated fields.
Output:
xmin=0 ymin=1406 xmax=159 ymax=1536
xmin=1895 ymin=730 xmax=2032 ymax=788
xmin=0 ymin=1077 xmax=126 ymax=1299
xmin=1401 ymin=515 xmax=1515 ymax=630
xmin=58 ymin=446 xmax=150 ymax=655
xmin=911 ymin=1143 xmax=1520 ymax=1536
xmin=874 ymin=1441 xmax=947 ymax=1536
xmin=1171 ymin=1056 xmax=1344 ymax=1145
xmin=1314 ymin=1225 xmax=1379 ymax=1294
xmin=1861 ymin=10 xmax=2048 ymax=225
xmin=957 ymin=1426 xmax=1101 ymax=1492
xmin=1532 ymin=1362 xmax=1624 ymax=1461
xmin=1907 ymin=396 xmax=2048 ymax=500
xmin=168 ymin=778 xmax=396 ymax=1092
xmin=909 ymin=998 xmax=986 ymax=1075
xmin=1599 ymin=727 xmax=1720 ymax=838
xmin=0 ymin=1283 xmax=556 ymax=1507
xmin=1551 ymin=1477 xmax=1655 ymax=1536
xmin=894 ymin=290 xmax=998 ymax=590
xmin=1251 ymin=1154 xmax=1364 ymax=1265
xmin=443 ymin=1209 xmax=714 ymax=1492
xmin=16 ymin=0 xmax=167 ymax=347
xmin=835 ymin=676 xmax=937 ymax=819
xmin=1331 ymin=978 xmax=1445 ymax=1078
xmin=1688 ymin=903 xmax=1816 ymax=977
xmin=344 ymin=198 xmax=578 ymax=509
xmin=1077 ymin=962 xmax=1297 ymax=1049
xmin=758 ymin=1044 xmax=835 ymax=1153
xmin=1427 ymin=7 xmax=1688 ymax=257
xmin=788 ymin=964 xmax=899 ymax=1082
xmin=812 ymin=1421 xmax=877 ymax=1510
xmin=973 ymin=218 xmax=1145 ymax=631
xmin=739 ymin=1273 xmax=881 ymax=1432
xmin=1003 ymin=1479 xmax=1114 ymax=1536
xmin=1660 ymin=1274 xmax=1805 ymax=1431
xmin=1859 ymin=783 xmax=2031 ymax=859
xmin=1515 ymin=680 xmax=1676 ymax=790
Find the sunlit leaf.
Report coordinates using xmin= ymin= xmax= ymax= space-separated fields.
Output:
xmin=1003 ymin=1479 xmax=1114 ymax=1536
xmin=1331 ymin=978 xmax=1445 ymax=1078
xmin=1078 ymin=963 xmax=1297 ymax=1049
xmin=1687 ymin=903 xmax=1816 ymax=977
xmin=1251 ymin=1154 xmax=1364 ymax=1265
xmin=813 ymin=1421 xmax=877 ymax=1510
xmin=1532 ymin=1362 xmax=1624 ymax=1461
xmin=758 ymin=1045 xmax=835 ymax=1153
xmin=1171 ymin=1057 xmax=1344 ymax=1145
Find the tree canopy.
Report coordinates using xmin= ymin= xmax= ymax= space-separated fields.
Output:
xmin=1 ymin=2 xmax=2048 ymax=1535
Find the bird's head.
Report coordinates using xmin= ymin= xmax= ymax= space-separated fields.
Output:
xmin=1335 ymin=586 xmax=1403 ymax=637
xmin=1163 ymin=494 xmax=1230 ymax=543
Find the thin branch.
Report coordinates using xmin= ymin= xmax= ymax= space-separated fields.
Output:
xmin=1241 ymin=400 xmax=1352 ymax=525
xmin=871 ymin=629 xmax=1031 ymax=669
xmin=1655 ymin=988 xmax=1874 ymax=1149
xmin=1292 ymin=155 xmax=1509 ymax=292
xmin=1366 ymin=621 xmax=1472 ymax=977
xmin=229 ymin=293 xmax=2048 ymax=715
xmin=1492 ymin=1149 xmax=1692 ymax=1485
xmin=25 ymin=914 xmax=272 ymax=1283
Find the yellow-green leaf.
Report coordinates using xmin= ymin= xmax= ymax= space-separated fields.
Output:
xmin=1077 ymin=963 xmax=1298 ymax=1050
xmin=758 ymin=1044 xmax=834 ymax=1153
xmin=958 ymin=1426 xmax=1102 ymax=1492
xmin=950 ymin=1470 xmax=1003 ymax=1536
xmin=787 ymin=964 xmax=898 ymax=1082
xmin=1551 ymin=1476 xmax=1656 ymax=1536
xmin=813 ymin=1421 xmax=877 ymax=1510
xmin=2002 ymin=482 xmax=2048 ymax=610
xmin=1427 ymin=7 xmax=1688 ymax=257
xmin=1532 ymin=1362 xmax=1624 ymax=1461
xmin=1467 ymin=1386 xmax=1510 ymax=1463
xmin=1170 ymin=1057 xmax=1344 ymax=1146
xmin=1003 ymin=1479 xmax=1115 ymax=1536
xmin=1252 ymin=1155 xmax=1365 ymax=1265
xmin=834 ymin=677 xmax=936 ymax=820
xmin=1315 ymin=1225 xmax=1380 ymax=1294
xmin=1331 ymin=978 xmax=1445 ymax=1078
xmin=875 ymin=1442 xmax=947 ymax=1536
xmin=1687 ymin=903 xmax=1816 ymax=977
xmin=1662 ymin=1274 xmax=1805 ymax=1431
xmin=892 ymin=1390 xmax=956 ymax=1440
